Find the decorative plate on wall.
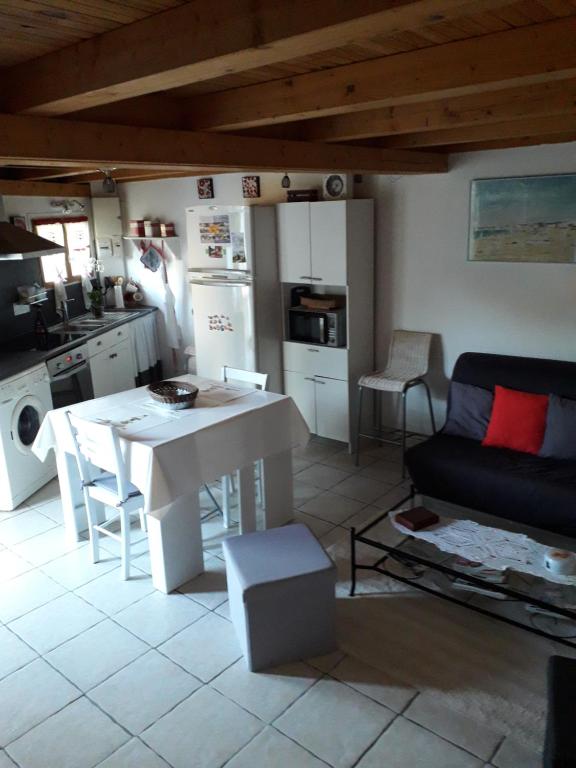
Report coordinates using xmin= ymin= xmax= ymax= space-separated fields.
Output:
xmin=242 ymin=175 xmax=260 ymax=199
xmin=197 ymin=177 xmax=214 ymax=199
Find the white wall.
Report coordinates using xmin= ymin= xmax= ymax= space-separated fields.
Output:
xmin=363 ymin=142 xmax=576 ymax=432
xmin=3 ymin=195 xmax=92 ymax=228
xmin=119 ymin=172 xmax=326 ymax=373
xmin=119 ymin=145 xmax=576 ymax=427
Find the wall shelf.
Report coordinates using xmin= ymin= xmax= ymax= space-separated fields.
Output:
xmin=122 ymin=235 xmax=179 ymax=241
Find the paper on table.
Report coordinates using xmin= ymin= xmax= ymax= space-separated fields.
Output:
xmin=89 ymin=405 xmax=173 ymax=434
xmin=196 ymin=383 xmax=256 ymax=404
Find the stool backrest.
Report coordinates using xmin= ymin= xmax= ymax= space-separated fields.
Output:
xmin=388 ymin=330 xmax=433 ymax=379
xmin=65 ymin=411 xmax=131 ymax=502
xmin=221 ymin=366 xmax=268 ymax=391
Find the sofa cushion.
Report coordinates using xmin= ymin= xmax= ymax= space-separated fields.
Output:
xmin=405 ymin=434 xmax=576 ymax=537
xmin=540 ymin=394 xmax=576 ymax=461
xmin=482 ymin=385 xmax=548 ymax=455
xmin=444 ymin=381 xmax=493 ymax=441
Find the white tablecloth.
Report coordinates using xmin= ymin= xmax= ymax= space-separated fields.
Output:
xmin=33 ymin=375 xmax=309 ymax=520
xmin=33 ymin=375 xmax=309 ymax=592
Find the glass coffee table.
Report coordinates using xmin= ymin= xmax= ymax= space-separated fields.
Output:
xmin=350 ymin=490 xmax=576 ymax=648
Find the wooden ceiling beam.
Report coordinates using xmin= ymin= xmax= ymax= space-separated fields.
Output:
xmin=68 ymin=94 xmax=185 ymax=130
xmin=65 ymin=169 xmax=232 ymax=184
xmin=184 ymin=17 xmax=576 ymax=131
xmin=0 ymin=0 xmax=514 ymax=116
xmin=438 ymin=133 xmax=576 ymax=153
xmin=375 ymin=113 xmax=576 ymax=148
xmin=8 ymin=166 xmax=99 ymax=180
xmin=0 ymin=113 xmax=448 ymax=174
xmin=253 ymin=80 xmax=576 ymax=143
xmin=0 ymin=178 xmax=91 ymax=196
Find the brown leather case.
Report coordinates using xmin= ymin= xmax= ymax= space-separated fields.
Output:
xmin=395 ymin=506 xmax=439 ymax=531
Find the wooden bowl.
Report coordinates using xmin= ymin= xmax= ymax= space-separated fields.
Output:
xmin=147 ymin=380 xmax=199 ymax=410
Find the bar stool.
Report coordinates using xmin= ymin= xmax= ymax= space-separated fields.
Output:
xmin=355 ymin=330 xmax=436 ymax=477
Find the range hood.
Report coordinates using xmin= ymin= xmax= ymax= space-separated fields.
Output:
xmin=0 ymin=196 xmax=63 ymax=261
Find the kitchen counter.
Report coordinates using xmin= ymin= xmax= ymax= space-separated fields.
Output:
xmin=0 ymin=306 xmax=157 ymax=382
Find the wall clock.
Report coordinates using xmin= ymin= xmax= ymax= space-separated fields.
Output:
xmin=323 ymin=174 xmax=347 ymax=200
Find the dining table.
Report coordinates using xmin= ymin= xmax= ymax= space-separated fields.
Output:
xmin=32 ymin=375 xmax=310 ymax=593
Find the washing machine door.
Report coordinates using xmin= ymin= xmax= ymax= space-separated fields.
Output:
xmin=11 ymin=395 xmax=46 ymax=455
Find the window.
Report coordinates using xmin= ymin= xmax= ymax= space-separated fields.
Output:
xmin=32 ymin=217 xmax=92 ymax=285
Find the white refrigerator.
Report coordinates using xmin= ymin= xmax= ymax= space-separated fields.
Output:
xmin=186 ymin=205 xmax=282 ymax=392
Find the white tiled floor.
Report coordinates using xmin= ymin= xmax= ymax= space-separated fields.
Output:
xmin=0 ymin=438 xmax=546 ymax=767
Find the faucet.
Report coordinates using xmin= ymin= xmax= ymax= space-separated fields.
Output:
xmin=58 ymin=297 xmax=75 ymax=327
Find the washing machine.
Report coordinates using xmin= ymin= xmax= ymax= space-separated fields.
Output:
xmin=0 ymin=363 xmax=57 ymax=511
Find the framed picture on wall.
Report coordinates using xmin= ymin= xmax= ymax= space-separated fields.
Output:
xmin=197 ymin=177 xmax=214 ymax=199
xmin=242 ymin=175 xmax=260 ymax=199
xmin=469 ymin=174 xmax=576 ymax=263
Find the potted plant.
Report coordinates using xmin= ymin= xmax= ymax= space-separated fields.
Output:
xmin=88 ymin=288 xmax=104 ymax=318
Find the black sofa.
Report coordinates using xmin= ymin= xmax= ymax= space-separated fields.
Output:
xmin=405 ymin=352 xmax=576 ymax=538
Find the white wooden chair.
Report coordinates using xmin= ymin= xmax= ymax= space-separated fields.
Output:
xmin=355 ymin=330 xmax=436 ymax=477
xmin=65 ymin=411 xmax=147 ymax=580
xmin=220 ymin=366 xmax=268 ymax=528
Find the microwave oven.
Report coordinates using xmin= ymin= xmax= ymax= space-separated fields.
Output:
xmin=288 ymin=307 xmax=346 ymax=347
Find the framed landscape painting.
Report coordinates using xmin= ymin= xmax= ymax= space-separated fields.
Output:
xmin=469 ymin=174 xmax=576 ymax=263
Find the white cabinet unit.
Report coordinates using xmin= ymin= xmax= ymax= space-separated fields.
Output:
xmin=283 ymin=343 xmax=347 ymax=380
xmin=283 ymin=343 xmax=350 ymax=444
xmin=92 ymin=198 xmax=122 ymax=237
xmin=284 ymin=371 xmax=316 ymax=433
xmin=309 ymin=202 xmax=347 ymax=286
xmin=87 ymin=324 xmax=131 ymax=358
xmin=278 ymin=199 xmax=374 ymax=448
xmin=92 ymin=197 xmax=125 ymax=276
xmin=277 ymin=202 xmax=311 ymax=283
xmin=315 ymin=377 xmax=349 ymax=443
xmin=90 ymin=338 xmax=136 ymax=399
xmin=277 ymin=200 xmax=369 ymax=287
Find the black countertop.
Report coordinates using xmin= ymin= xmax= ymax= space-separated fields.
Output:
xmin=0 ymin=306 xmax=158 ymax=381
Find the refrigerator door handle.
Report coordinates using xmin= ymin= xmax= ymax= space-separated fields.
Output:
xmin=189 ymin=279 xmax=251 ymax=287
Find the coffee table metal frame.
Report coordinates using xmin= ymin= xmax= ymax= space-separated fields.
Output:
xmin=350 ymin=486 xmax=576 ymax=649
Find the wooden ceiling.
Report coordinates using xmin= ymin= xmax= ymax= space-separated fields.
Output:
xmin=0 ymin=0 xmax=575 ymax=194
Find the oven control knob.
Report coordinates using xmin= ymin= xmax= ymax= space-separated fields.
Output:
xmin=56 ymin=362 xmax=63 ymax=369
xmin=76 ymin=353 xmax=83 ymax=360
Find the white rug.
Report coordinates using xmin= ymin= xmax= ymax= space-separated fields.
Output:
xmin=327 ymin=534 xmax=551 ymax=751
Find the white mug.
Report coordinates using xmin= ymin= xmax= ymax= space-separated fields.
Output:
xmin=544 ymin=549 xmax=576 ymax=576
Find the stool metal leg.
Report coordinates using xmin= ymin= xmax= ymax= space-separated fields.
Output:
xmin=374 ymin=389 xmax=382 ymax=446
xmin=401 ymin=389 xmax=407 ymax=479
xmin=355 ymin=385 xmax=364 ymax=466
xmin=422 ymin=380 xmax=436 ymax=434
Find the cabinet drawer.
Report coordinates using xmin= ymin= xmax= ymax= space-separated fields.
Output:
xmin=283 ymin=342 xmax=347 ymax=379
xmin=87 ymin=324 xmax=130 ymax=357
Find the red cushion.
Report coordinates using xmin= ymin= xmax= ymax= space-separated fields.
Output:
xmin=482 ymin=385 xmax=549 ymax=455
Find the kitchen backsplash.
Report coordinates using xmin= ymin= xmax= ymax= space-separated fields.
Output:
xmin=0 ymin=259 xmax=88 ymax=341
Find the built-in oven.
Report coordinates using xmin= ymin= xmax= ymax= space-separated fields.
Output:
xmin=288 ymin=306 xmax=346 ymax=347
xmin=46 ymin=343 xmax=94 ymax=408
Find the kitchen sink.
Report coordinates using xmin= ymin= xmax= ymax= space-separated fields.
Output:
xmin=52 ymin=311 xmax=136 ymax=333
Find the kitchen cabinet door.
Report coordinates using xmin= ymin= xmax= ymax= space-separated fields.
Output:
xmin=91 ymin=339 xmax=136 ymax=398
xmin=109 ymin=338 xmax=137 ymax=394
xmin=284 ymin=371 xmax=316 ymax=434
xmin=277 ymin=203 xmax=312 ymax=283
xmin=310 ymin=201 xmax=347 ymax=286
xmin=315 ymin=376 xmax=349 ymax=443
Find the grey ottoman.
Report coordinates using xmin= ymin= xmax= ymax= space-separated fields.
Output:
xmin=222 ymin=523 xmax=337 ymax=672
